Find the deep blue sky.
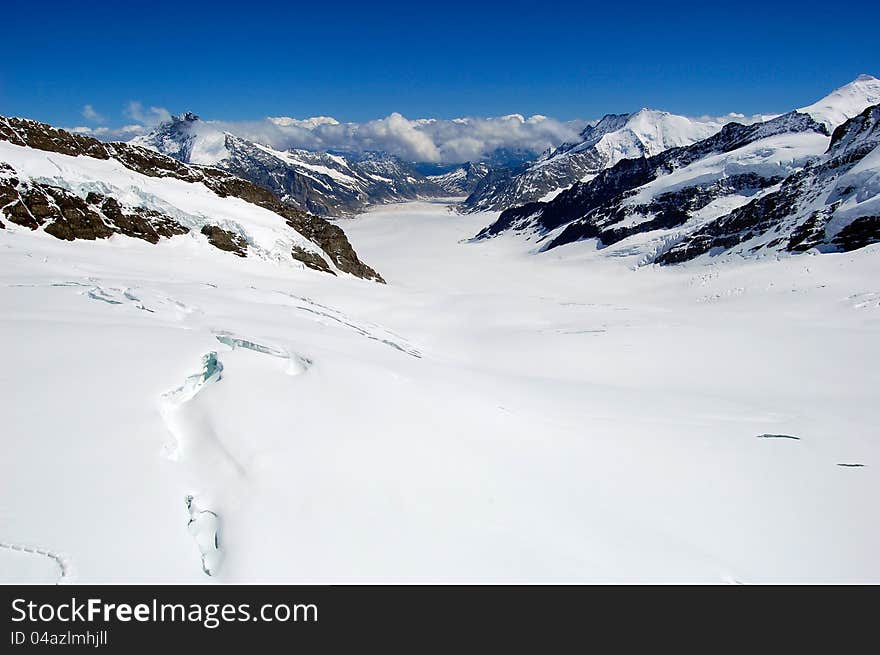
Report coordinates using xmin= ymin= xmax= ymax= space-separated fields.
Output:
xmin=2 ymin=0 xmax=878 ymax=126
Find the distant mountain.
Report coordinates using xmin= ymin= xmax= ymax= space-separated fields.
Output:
xmin=474 ymin=76 xmax=880 ymax=265
xmin=133 ymin=114 xmax=446 ymax=217
xmin=425 ymin=162 xmax=490 ymax=196
xmin=0 ymin=115 xmax=383 ymax=281
xmin=460 ymin=109 xmax=736 ymax=213
xmin=799 ymin=74 xmax=880 ymax=132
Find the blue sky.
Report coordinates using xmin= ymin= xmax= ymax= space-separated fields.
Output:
xmin=2 ymin=0 xmax=878 ymax=127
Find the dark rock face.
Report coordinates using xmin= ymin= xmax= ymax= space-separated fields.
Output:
xmin=462 ymin=163 xmax=530 ymax=211
xmin=291 ymin=245 xmax=335 ymax=275
xmin=200 ymin=225 xmax=248 ymax=257
xmin=831 ymin=216 xmax=880 ymax=251
xmin=0 ymin=176 xmax=190 ymax=242
xmin=39 ymin=187 xmax=116 ymax=241
xmin=0 ymin=117 xmax=110 ymax=159
xmin=547 ymin=173 xmax=782 ymax=250
xmin=480 ymin=157 xmax=657 ymax=239
xmin=288 ymin=216 xmax=382 ymax=282
xmin=91 ymin=194 xmax=188 ymax=244
xmin=0 ymin=115 xmax=383 ymax=281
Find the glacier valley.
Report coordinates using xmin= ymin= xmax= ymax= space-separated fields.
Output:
xmin=1 ymin=199 xmax=877 ymax=583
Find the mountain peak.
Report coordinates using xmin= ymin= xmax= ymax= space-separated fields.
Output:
xmin=800 ymin=75 xmax=880 ymax=131
xmin=177 ymin=112 xmax=201 ymax=123
xmin=630 ymin=107 xmax=669 ymax=118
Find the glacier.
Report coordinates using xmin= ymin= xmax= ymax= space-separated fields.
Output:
xmin=2 ymin=199 xmax=878 ymax=583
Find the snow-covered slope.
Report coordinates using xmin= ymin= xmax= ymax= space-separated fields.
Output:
xmin=0 ymin=116 xmax=383 ymax=281
xmin=461 ymin=110 xmax=734 ymax=212
xmin=2 ymin=199 xmax=878 ymax=583
xmin=134 ymin=114 xmax=444 ymax=217
xmin=799 ymin=74 xmax=880 ymax=132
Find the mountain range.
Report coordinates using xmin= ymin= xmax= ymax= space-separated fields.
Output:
xmin=460 ymin=109 xmax=746 ymax=212
xmin=474 ymin=74 xmax=880 ymax=265
xmin=2 ymin=75 xmax=879 ymax=274
xmin=132 ymin=113 xmax=446 ymax=217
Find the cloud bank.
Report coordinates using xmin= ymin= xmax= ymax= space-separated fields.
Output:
xmin=73 ymin=103 xmax=589 ymax=163
xmin=68 ymin=102 xmax=771 ymax=163
xmin=192 ymin=111 xmax=589 ymax=163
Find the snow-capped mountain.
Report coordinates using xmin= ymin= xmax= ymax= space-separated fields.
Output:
xmin=656 ymin=102 xmax=880 ymax=263
xmin=460 ymin=109 xmax=736 ymax=212
xmin=133 ymin=114 xmax=445 ymax=217
xmin=799 ymin=74 xmax=880 ymax=132
xmin=475 ymin=76 xmax=880 ymax=266
xmin=425 ymin=162 xmax=490 ymax=195
xmin=0 ymin=115 xmax=383 ymax=281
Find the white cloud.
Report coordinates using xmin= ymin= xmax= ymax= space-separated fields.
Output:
xmin=354 ymin=112 xmax=441 ymax=161
xmin=124 ymin=101 xmax=172 ymax=126
xmin=694 ymin=112 xmax=775 ymax=125
xmin=67 ymin=126 xmax=110 ymax=135
xmin=81 ymin=105 xmax=105 ymax=123
xmin=210 ymin=111 xmax=587 ymax=163
xmin=269 ymin=116 xmax=339 ymax=129
xmin=66 ymin=122 xmax=152 ymax=141
xmin=118 ymin=124 xmax=146 ymax=134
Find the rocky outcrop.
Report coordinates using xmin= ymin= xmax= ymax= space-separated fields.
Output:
xmin=0 ymin=118 xmax=111 ymax=159
xmin=291 ymin=245 xmax=335 ymax=275
xmin=833 ymin=215 xmax=880 ymax=251
xmin=0 ymin=174 xmax=188 ymax=243
xmin=91 ymin=194 xmax=188 ymax=244
xmin=0 ymin=116 xmax=383 ymax=282
xmin=200 ymin=225 xmax=247 ymax=256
